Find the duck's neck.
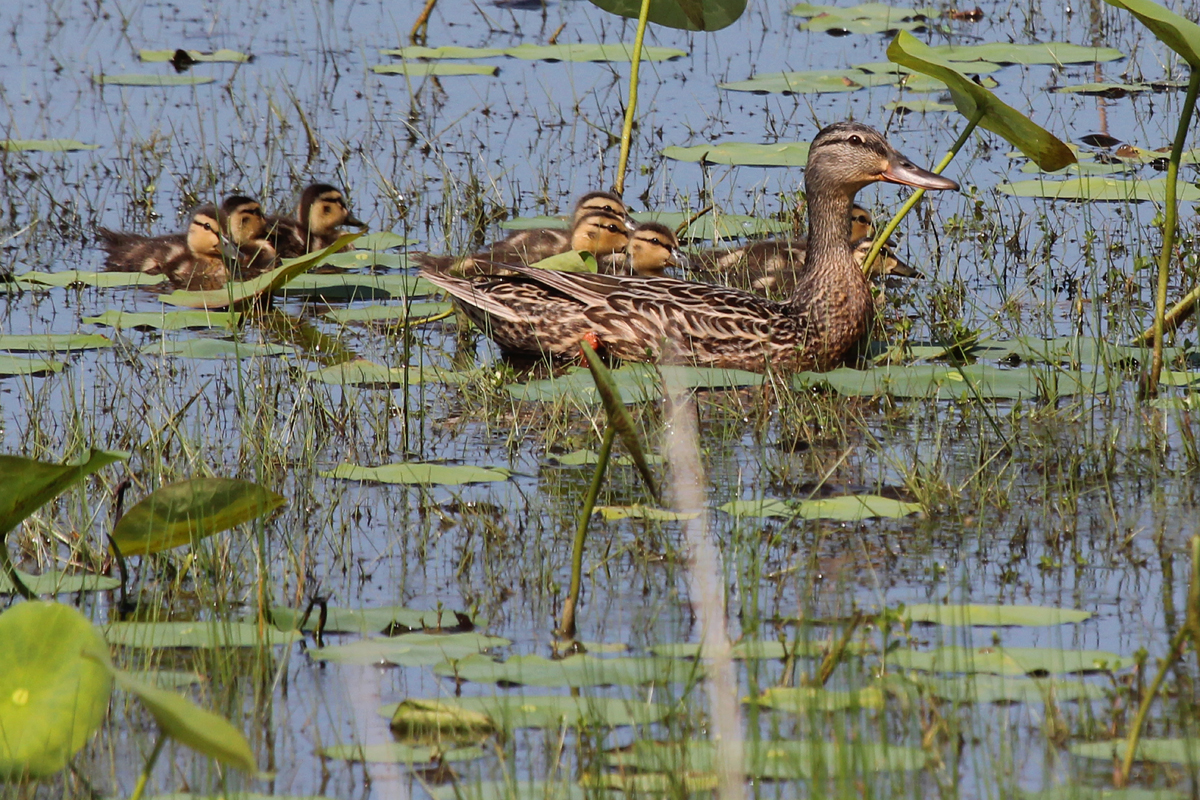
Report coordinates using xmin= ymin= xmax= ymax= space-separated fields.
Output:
xmin=797 ymin=185 xmax=857 ymax=290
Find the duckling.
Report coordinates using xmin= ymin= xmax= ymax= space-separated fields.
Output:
xmin=98 ymin=219 xmax=190 ymax=274
xmin=746 ymin=237 xmax=917 ymax=297
xmin=415 ymin=190 xmax=634 ymax=272
xmin=218 ymin=195 xmax=276 ymax=277
xmin=602 ymin=222 xmax=687 ymax=277
xmin=138 ymin=206 xmax=228 ymax=290
xmin=452 ymin=211 xmax=632 ymax=277
xmin=266 ymin=183 xmax=364 ymax=258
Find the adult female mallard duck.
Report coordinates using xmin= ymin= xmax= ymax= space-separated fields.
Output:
xmin=421 ymin=122 xmax=957 ymax=373
xmin=416 ymin=190 xmax=634 ymax=272
xmin=267 ymin=183 xmax=364 ymax=258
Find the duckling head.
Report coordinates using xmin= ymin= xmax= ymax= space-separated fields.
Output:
xmin=186 ymin=206 xmax=224 ymax=258
xmin=807 ymin=122 xmax=959 ymax=200
xmin=849 ymin=204 xmax=874 ymax=241
xmin=570 ymin=211 xmax=630 ymax=256
xmin=219 ymin=195 xmax=267 ymax=244
xmin=573 ymin=190 xmax=635 ymax=231
xmin=851 ymin=237 xmax=922 ymax=279
xmin=299 ymin=183 xmax=365 ymax=236
xmin=627 ymin=222 xmax=687 ymax=276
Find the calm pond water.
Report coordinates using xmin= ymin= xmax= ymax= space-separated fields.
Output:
xmin=2 ymin=0 xmax=1200 ymax=798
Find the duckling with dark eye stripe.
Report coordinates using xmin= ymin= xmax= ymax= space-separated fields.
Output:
xmin=266 ymin=183 xmax=364 ymax=258
xmin=217 ymin=195 xmax=276 ymax=276
xmin=451 ymin=211 xmax=632 ymax=277
xmin=603 ymin=222 xmax=687 ymax=277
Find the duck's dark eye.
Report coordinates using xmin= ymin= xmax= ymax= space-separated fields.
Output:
xmin=849 ymin=134 xmax=863 ymax=145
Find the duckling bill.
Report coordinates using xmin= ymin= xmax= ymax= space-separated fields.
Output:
xmin=421 ymin=121 xmax=957 ymax=373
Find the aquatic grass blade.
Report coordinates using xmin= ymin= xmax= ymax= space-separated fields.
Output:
xmin=1101 ymin=0 xmax=1200 ymax=68
xmin=579 ymin=341 xmax=660 ymax=500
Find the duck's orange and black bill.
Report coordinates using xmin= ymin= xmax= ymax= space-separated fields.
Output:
xmin=881 ymin=156 xmax=959 ymax=191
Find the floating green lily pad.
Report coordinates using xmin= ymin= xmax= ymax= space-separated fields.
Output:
xmin=919 ymin=674 xmax=1105 ymax=704
xmin=890 ymin=645 xmax=1125 ymax=675
xmin=720 ymin=69 xmax=894 ymax=94
xmin=371 ymin=63 xmax=500 ymax=78
xmin=319 ymin=743 xmax=486 ymax=764
xmin=275 ymin=273 xmax=434 ymax=301
xmin=0 ymin=570 xmax=120 ymax=595
xmin=354 ymin=231 xmax=417 ymax=250
xmin=637 ymin=211 xmax=790 ymax=240
xmin=662 ymin=141 xmax=811 ymax=166
xmin=307 ymin=359 xmax=467 ymax=386
xmin=104 ymin=621 xmax=301 ymax=649
xmin=139 ymin=48 xmax=251 ymax=63
xmin=272 ymin=605 xmax=481 ymax=634
xmin=886 ymin=99 xmax=957 ymax=112
xmin=84 ymin=310 xmax=241 ymax=330
xmin=929 ymin=42 xmax=1124 ymax=64
xmin=793 ymin=363 xmax=1093 ymax=400
xmin=0 ymin=334 xmax=114 ymax=352
xmin=649 ymin=638 xmax=860 ymax=659
xmin=311 ymin=633 xmax=510 ymax=666
xmin=720 ymin=494 xmax=922 ymax=521
xmin=594 ymin=505 xmax=700 ymax=521
xmin=428 ymin=781 xmax=588 ymax=800
xmin=511 ymin=363 xmax=764 ymax=403
xmin=606 ymin=739 xmax=926 ymax=779
xmin=903 ymin=603 xmax=1091 ymax=626
xmin=138 ymin=339 xmax=290 ymax=359
xmin=0 ymin=602 xmax=113 ymax=779
xmin=322 ymin=462 xmax=511 ymax=485
xmin=0 ymin=139 xmax=98 ymax=152
xmin=587 ymin=0 xmax=746 ymax=31
xmin=323 ymin=302 xmax=451 ymax=324
xmin=379 ymin=45 xmax=510 ymax=59
xmin=751 ymin=684 xmax=886 ymax=712
xmin=996 ymin=176 xmax=1200 ymax=201
xmin=791 ymin=2 xmax=935 ymax=34
xmin=319 ymin=250 xmax=407 ymax=270
xmin=379 ymin=694 xmax=670 ymax=729
xmin=94 ymin=73 xmax=216 ymax=86
xmin=547 ymin=449 xmax=664 ymax=467
xmin=0 ymin=355 xmax=65 ymax=376
xmin=16 ymin=270 xmax=166 ymax=288
xmin=504 ymin=43 xmax=687 ymax=62
xmin=498 ymin=215 xmax=570 ymax=231
xmin=1053 ymin=82 xmax=1151 ymax=96
xmin=433 ymin=653 xmax=699 ymax=687
xmin=1022 ymin=788 xmax=1185 ymax=800
xmin=1070 ymin=739 xmax=1200 ymax=764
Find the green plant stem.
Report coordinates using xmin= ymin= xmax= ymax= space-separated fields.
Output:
xmin=1147 ymin=69 xmax=1200 ymax=396
xmin=558 ymin=425 xmax=616 ymax=639
xmin=0 ymin=541 xmax=33 ymax=599
xmin=129 ymin=732 xmax=167 ymax=800
xmin=862 ymin=109 xmax=984 ymax=274
xmin=1136 ymin=285 xmax=1200 ymax=345
xmin=613 ymin=0 xmax=652 ymax=196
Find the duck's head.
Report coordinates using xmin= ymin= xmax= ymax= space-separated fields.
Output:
xmin=573 ymin=190 xmax=636 ymax=231
xmin=806 ymin=122 xmax=959 ymax=197
xmin=849 ymin=204 xmax=875 ymax=241
xmin=299 ymin=183 xmax=365 ymax=235
xmin=627 ymin=222 xmax=687 ymax=276
xmin=219 ymin=195 xmax=267 ymax=244
xmin=570 ymin=211 xmax=631 ymax=255
xmin=186 ymin=206 xmax=224 ymax=257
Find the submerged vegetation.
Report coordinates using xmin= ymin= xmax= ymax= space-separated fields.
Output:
xmin=2 ymin=0 xmax=1200 ymax=798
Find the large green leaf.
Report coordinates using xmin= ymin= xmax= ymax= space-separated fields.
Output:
xmin=310 ymin=633 xmax=511 ymax=666
xmin=1102 ymin=0 xmax=1200 ymax=68
xmin=918 ymin=674 xmax=1106 ymax=704
xmin=306 ymin=360 xmax=468 ymax=387
xmin=511 ymin=363 xmax=763 ymax=403
xmin=433 ymin=653 xmax=699 ymax=687
xmin=323 ymin=302 xmax=451 ymax=325
xmin=380 ymin=694 xmax=670 ymax=729
xmin=790 ymin=3 xmax=935 ymax=33
xmin=0 ymin=602 xmax=112 ymax=779
xmin=929 ymin=41 xmax=1124 ymax=65
xmin=104 ymin=621 xmax=301 ymax=649
xmin=274 ymin=273 xmax=434 ymax=302
xmin=903 ymin=603 xmax=1091 ymax=626
xmin=751 ymin=685 xmax=886 ymax=712
xmin=792 ymin=363 xmax=1095 ymax=400
xmin=586 ymin=0 xmax=746 ymax=31
xmin=650 ymin=638 xmax=864 ymax=659
xmin=110 ymin=669 xmax=256 ymax=772
xmin=719 ymin=494 xmax=922 ymax=520
xmin=110 ymin=477 xmax=284 ymax=556
xmin=1070 ymin=739 xmax=1200 ymax=764
xmin=0 ymin=449 xmax=127 ymax=537
xmin=16 ymin=269 xmax=166 ymax=288
xmin=84 ymin=310 xmax=242 ymax=330
xmin=890 ymin=645 xmax=1126 ymax=675
xmin=720 ymin=69 xmax=895 ymax=94
xmin=160 ymin=233 xmax=359 ymax=309
xmin=662 ymin=141 xmax=811 ymax=166
xmin=0 ymin=355 xmax=64 ymax=376
xmin=888 ymin=31 xmax=1076 ymax=171
xmin=318 ymin=743 xmax=485 ymax=764
xmin=321 ymin=462 xmax=511 ymax=485
xmin=606 ymin=739 xmax=926 ymax=779
xmin=0 ymin=139 xmax=98 ymax=152
xmin=139 ymin=339 xmax=290 ymax=359
xmin=0 ymin=570 xmax=120 ymax=595
xmin=1022 ymin=788 xmax=1185 ymax=800
xmin=996 ymin=176 xmax=1200 ymax=201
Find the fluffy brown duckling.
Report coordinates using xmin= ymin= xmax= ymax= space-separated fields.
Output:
xmin=266 ymin=183 xmax=364 ymax=258
xmin=217 ymin=195 xmax=276 ymax=277
xmin=451 ymin=210 xmax=632 ymax=277
xmin=744 ymin=237 xmax=918 ymax=297
xmin=602 ymin=222 xmax=687 ymax=277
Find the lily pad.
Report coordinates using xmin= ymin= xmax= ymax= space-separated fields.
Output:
xmin=379 ymin=45 xmax=510 ymax=59
xmin=719 ymin=494 xmax=922 ymax=521
xmin=0 ymin=334 xmax=113 ymax=352
xmin=1022 ymin=788 xmax=1185 ymax=800
xmin=890 ymin=645 xmax=1126 ymax=675
xmin=606 ymin=739 xmax=926 ymax=779
xmin=371 ymin=63 xmax=500 ymax=77
xmin=353 ymin=231 xmax=416 ymax=250
xmin=1053 ymin=82 xmax=1152 ymax=97
xmin=138 ymin=339 xmax=290 ymax=359
xmin=311 ymin=633 xmax=511 ymax=666
xmin=511 ymin=363 xmax=764 ymax=403
xmin=503 ymin=43 xmax=687 ymax=62
xmin=433 ymin=653 xmax=700 ymax=687
xmin=637 ymin=210 xmax=790 ymax=239
xmin=379 ymin=694 xmax=670 ymax=729
xmin=0 ymin=570 xmax=120 ymax=595
xmin=929 ymin=42 xmax=1124 ymax=65
xmin=996 ymin=176 xmax=1200 ymax=201
xmin=104 ymin=621 xmax=301 ymax=649
xmin=662 ymin=141 xmax=811 ymax=167
xmin=386 ymin=698 xmax=495 ymax=740
xmin=93 ymin=73 xmax=216 ymax=86
xmin=0 ymin=139 xmax=98 ymax=152
xmin=319 ymin=743 xmax=485 ymax=764
xmin=272 ymin=605 xmax=482 ymax=635
xmin=139 ymin=48 xmax=251 ymax=63
xmin=793 ymin=363 xmax=1092 ymax=400
xmin=16 ymin=270 xmax=166 ymax=288
xmin=323 ymin=302 xmax=452 ymax=324
xmin=547 ymin=449 xmax=664 ymax=467
xmin=903 ymin=603 xmax=1091 ymax=626
xmin=0 ymin=355 xmax=64 ymax=376
xmin=321 ymin=462 xmax=511 ymax=485
xmin=886 ymin=99 xmax=957 ymax=113
xmin=751 ymin=684 xmax=886 ymax=712
xmin=274 ymin=273 xmax=434 ymax=301
xmin=650 ymin=638 xmax=865 ymax=659
xmin=318 ymin=250 xmax=407 ymax=270
xmin=428 ymin=781 xmax=588 ymax=800
xmin=919 ymin=674 xmax=1106 ymax=704
xmin=720 ymin=69 xmax=894 ymax=94
xmin=1070 ymin=739 xmax=1200 ymax=764
xmin=0 ymin=602 xmax=113 ymax=779
xmin=306 ymin=359 xmax=467 ymax=387
xmin=84 ymin=310 xmax=241 ymax=330
xmin=587 ymin=0 xmax=746 ymax=31
xmin=595 ymin=505 xmax=700 ymax=521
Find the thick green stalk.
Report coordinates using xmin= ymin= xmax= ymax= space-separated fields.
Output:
xmin=1147 ymin=69 xmax=1200 ymax=397
xmin=558 ymin=425 xmax=616 ymax=638
xmin=613 ymin=0 xmax=652 ymax=196
xmin=129 ymin=732 xmax=167 ymax=800
xmin=862 ymin=109 xmax=984 ymax=274
xmin=0 ymin=542 xmax=33 ymax=599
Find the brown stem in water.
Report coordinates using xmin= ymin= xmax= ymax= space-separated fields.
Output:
xmin=410 ymin=0 xmax=438 ymax=46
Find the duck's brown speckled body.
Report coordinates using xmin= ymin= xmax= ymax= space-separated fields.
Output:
xmin=421 ymin=122 xmax=957 ymax=372
xmin=267 ymin=183 xmax=363 ymax=258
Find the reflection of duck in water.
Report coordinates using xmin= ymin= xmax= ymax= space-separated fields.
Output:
xmin=266 ymin=183 xmax=364 ymax=258
xmin=416 ymin=191 xmax=634 ymax=273
xmin=421 ymin=122 xmax=957 ymax=372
